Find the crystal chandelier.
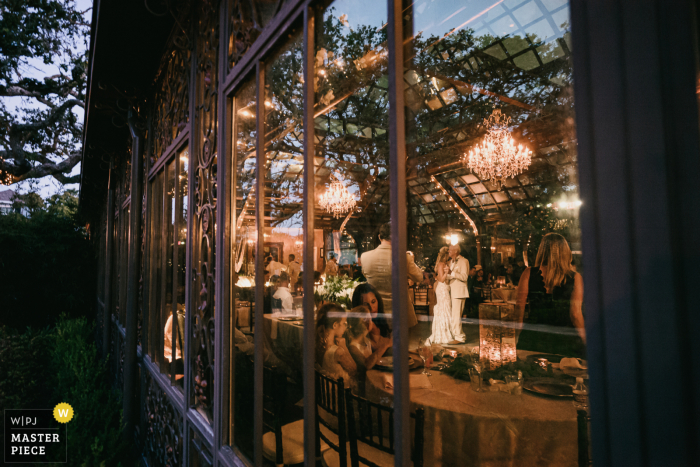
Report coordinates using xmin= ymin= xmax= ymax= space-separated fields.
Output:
xmin=319 ymin=174 xmax=356 ymax=218
xmin=463 ymin=109 xmax=532 ymax=189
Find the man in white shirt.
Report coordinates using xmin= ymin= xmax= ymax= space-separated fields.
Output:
xmin=287 ymin=254 xmax=301 ymax=293
xmin=266 ymin=254 xmax=284 ymax=277
xmin=272 ymin=272 xmax=294 ymax=311
xmin=446 ymin=243 xmax=469 ymax=343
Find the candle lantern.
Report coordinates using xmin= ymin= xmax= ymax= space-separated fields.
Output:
xmin=479 ymin=302 xmax=517 ymax=370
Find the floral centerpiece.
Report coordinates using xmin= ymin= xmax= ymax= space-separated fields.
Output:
xmin=314 ymin=275 xmax=363 ymax=308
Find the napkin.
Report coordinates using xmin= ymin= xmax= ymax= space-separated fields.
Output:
xmin=382 ymin=374 xmax=432 ymax=389
xmin=560 ymin=357 xmax=587 ymax=370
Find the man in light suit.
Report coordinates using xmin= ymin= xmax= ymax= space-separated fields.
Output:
xmin=446 ymin=243 xmax=469 ymax=343
xmin=361 ymin=223 xmax=424 ymax=329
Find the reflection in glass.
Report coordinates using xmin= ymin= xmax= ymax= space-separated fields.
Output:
xmin=404 ymin=1 xmax=585 ymax=465
xmin=227 ymin=79 xmax=256 ymax=460
xmin=148 ymin=172 xmax=164 ymax=362
xmin=260 ymin=29 xmax=306 ymax=466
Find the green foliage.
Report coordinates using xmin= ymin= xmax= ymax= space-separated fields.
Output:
xmin=0 ymin=193 xmax=94 ymax=328
xmin=0 ymin=326 xmax=54 ymax=410
xmin=51 ymin=315 xmax=126 ymax=466
xmin=314 ymin=275 xmax=363 ymax=308
xmin=443 ymin=354 xmax=574 ymax=383
xmin=0 ymin=317 xmax=125 ymax=466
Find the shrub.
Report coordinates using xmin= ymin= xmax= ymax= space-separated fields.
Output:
xmin=0 ymin=207 xmax=95 ymax=329
xmin=0 ymin=326 xmax=54 ymax=411
xmin=51 ymin=315 xmax=126 ymax=466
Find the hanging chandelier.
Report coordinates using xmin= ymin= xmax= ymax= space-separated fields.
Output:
xmin=463 ymin=109 xmax=532 ymax=189
xmin=319 ymin=174 xmax=356 ymax=218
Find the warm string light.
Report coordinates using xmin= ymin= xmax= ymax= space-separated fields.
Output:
xmin=463 ymin=109 xmax=532 ymax=189
xmin=430 ymin=176 xmax=479 ymax=235
xmin=318 ymin=173 xmax=356 ymax=218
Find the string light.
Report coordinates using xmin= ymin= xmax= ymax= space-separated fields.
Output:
xmin=430 ymin=176 xmax=479 ymax=235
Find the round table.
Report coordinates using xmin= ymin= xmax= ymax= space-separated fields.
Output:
xmin=365 ymin=352 xmax=578 ymax=467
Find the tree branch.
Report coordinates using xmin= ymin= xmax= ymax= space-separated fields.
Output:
xmin=1 ymin=151 xmax=82 ymax=184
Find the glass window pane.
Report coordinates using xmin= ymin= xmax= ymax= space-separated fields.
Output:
xmin=313 ymin=2 xmax=402 ymax=465
xmin=163 ymin=160 xmax=178 ymax=379
xmin=226 ymin=78 xmax=257 ymax=460
xmin=404 ymin=1 xmax=586 ymax=466
xmin=148 ymin=172 xmax=164 ymax=361
xmin=261 ymin=28 xmax=305 ymax=464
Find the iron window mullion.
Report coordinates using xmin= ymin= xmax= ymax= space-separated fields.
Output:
xmin=387 ymin=0 xmax=410 ymax=465
xmin=302 ymin=4 xmax=316 ymax=466
xmin=253 ymin=60 xmax=265 ymax=467
xmin=172 ymin=155 xmax=180 ymax=386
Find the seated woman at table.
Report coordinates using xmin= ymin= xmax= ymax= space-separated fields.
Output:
xmin=346 ymin=306 xmax=392 ymax=373
xmin=351 ymin=283 xmax=391 ymax=347
xmin=315 ymin=303 xmax=357 ymax=387
xmin=515 ymin=233 xmax=586 ymax=358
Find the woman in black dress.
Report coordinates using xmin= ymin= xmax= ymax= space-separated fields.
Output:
xmin=515 ymin=233 xmax=586 ymax=358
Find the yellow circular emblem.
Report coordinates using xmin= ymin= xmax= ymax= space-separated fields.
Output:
xmin=53 ymin=403 xmax=74 ymax=423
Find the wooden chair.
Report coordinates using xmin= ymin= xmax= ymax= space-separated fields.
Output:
xmin=261 ymin=366 xmax=304 ymax=466
xmin=316 ymin=370 xmax=348 ymax=467
xmin=413 ymin=285 xmax=430 ymax=315
xmin=344 ymin=389 xmax=425 ymax=467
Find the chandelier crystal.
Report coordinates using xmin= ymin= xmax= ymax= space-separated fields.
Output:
xmin=319 ymin=174 xmax=356 ymax=218
xmin=463 ymin=109 xmax=532 ymax=189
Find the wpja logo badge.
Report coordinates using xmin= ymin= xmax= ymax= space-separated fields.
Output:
xmin=4 ymin=405 xmax=71 ymax=463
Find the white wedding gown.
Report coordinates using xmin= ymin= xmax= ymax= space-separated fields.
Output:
xmin=428 ymin=280 xmax=454 ymax=344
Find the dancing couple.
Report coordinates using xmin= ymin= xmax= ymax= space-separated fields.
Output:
xmin=429 ymin=244 xmax=469 ymax=345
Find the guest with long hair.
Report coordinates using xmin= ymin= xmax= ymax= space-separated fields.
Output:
xmin=515 ymin=233 xmax=586 ymax=357
xmin=351 ymin=283 xmax=392 ymax=349
xmin=315 ymin=303 xmax=357 ymax=385
xmin=346 ymin=305 xmax=392 ymax=373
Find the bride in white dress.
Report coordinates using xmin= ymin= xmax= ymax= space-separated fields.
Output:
xmin=428 ymin=246 xmax=455 ymax=344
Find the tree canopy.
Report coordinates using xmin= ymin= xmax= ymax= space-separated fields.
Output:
xmin=0 ymin=0 xmax=90 ymax=186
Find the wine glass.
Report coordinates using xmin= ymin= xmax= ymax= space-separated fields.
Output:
xmin=419 ymin=339 xmax=432 ymax=376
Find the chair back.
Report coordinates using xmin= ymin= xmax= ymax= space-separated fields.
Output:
xmin=344 ymin=389 xmax=424 ymax=467
xmin=315 ymin=370 xmax=347 ymax=466
xmin=262 ymin=365 xmax=288 ymax=466
xmin=413 ymin=285 xmax=430 ymax=315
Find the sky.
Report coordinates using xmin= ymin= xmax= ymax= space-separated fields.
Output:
xmin=4 ymin=0 xmax=93 ymax=199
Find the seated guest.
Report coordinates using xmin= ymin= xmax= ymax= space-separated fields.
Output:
xmin=272 ymin=272 xmax=293 ymax=311
xmin=315 ymin=303 xmax=357 ymax=387
xmin=352 ymin=283 xmax=390 ymax=349
xmin=352 ymin=265 xmax=366 ymax=282
xmin=314 ymin=270 xmax=323 ymax=284
xmin=515 ymin=233 xmax=586 ymax=358
xmin=346 ymin=305 xmax=392 ymax=372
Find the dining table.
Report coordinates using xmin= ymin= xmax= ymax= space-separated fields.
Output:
xmin=365 ymin=348 xmax=579 ymax=467
xmin=262 ymin=313 xmax=305 ymax=374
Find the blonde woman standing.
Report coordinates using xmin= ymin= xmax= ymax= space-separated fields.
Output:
xmin=515 ymin=233 xmax=586 ymax=358
xmin=428 ymin=246 xmax=455 ymax=344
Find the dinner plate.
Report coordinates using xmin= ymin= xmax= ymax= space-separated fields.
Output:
xmin=277 ymin=317 xmax=302 ymax=321
xmin=525 ymin=353 xmax=566 ymax=364
xmin=374 ymin=356 xmax=415 ymax=371
xmin=523 ymin=378 xmax=574 ymax=397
